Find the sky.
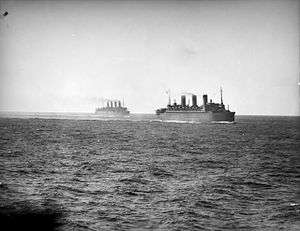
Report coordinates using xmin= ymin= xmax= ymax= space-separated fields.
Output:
xmin=0 ymin=0 xmax=299 ymax=115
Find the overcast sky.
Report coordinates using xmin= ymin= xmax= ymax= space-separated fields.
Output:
xmin=0 ymin=0 xmax=299 ymax=115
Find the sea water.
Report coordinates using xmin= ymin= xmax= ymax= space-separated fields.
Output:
xmin=0 ymin=114 xmax=299 ymax=230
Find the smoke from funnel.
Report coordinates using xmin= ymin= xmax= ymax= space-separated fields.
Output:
xmin=181 ymin=92 xmax=194 ymax=96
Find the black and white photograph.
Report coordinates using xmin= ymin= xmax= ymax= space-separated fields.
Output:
xmin=0 ymin=0 xmax=299 ymax=230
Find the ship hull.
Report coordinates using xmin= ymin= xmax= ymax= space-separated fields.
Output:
xmin=157 ymin=111 xmax=235 ymax=122
xmin=95 ymin=111 xmax=129 ymax=117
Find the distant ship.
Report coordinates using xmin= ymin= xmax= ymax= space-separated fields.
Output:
xmin=95 ymin=100 xmax=130 ymax=116
xmin=156 ymin=88 xmax=235 ymax=122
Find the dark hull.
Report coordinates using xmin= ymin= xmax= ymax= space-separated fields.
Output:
xmin=157 ymin=111 xmax=235 ymax=122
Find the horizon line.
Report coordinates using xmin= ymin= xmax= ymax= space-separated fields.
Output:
xmin=0 ymin=110 xmax=299 ymax=117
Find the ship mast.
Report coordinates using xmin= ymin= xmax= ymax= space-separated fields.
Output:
xmin=220 ymin=87 xmax=223 ymax=105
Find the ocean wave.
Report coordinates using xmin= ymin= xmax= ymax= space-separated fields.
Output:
xmin=1 ymin=116 xmax=299 ymax=230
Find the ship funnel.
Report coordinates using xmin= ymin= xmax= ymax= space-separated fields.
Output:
xmin=114 ymin=101 xmax=117 ymax=107
xmin=110 ymin=101 xmax=113 ymax=107
xmin=203 ymin=95 xmax=208 ymax=105
xmin=118 ymin=101 xmax=121 ymax=107
xmin=192 ymin=95 xmax=197 ymax=106
xmin=181 ymin=95 xmax=186 ymax=106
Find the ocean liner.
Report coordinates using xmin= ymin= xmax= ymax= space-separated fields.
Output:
xmin=156 ymin=88 xmax=235 ymax=122
xmin=95 ymin=100 xmax=130 ymax=116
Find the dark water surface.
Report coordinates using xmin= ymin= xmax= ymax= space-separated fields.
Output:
xmin=0 ymin=115 xmax=299 ymax=230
